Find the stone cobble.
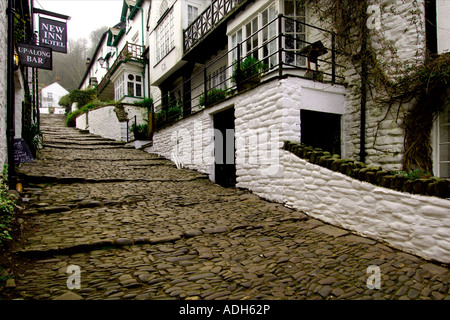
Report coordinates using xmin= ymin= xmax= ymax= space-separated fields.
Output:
xmin=5 ymin=114 xmax=450 ymax=300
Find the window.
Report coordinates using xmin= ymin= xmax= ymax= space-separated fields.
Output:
xmin=127 ymin=73 xmax=143 ymax=98
xmin=437 ymin=105 xmax=450 ymax=178
xmin=188 ymin=5 xmax=199 ymax=25
xmin=208 ymin=65 xmax=227 ymax=90
xmin=114 ymin=74 xmax=125 ymax=101
xmin=132 ymin=32 xmax=139 ymax=43
xmin=115 ymin=73 xmax=143 ymax=100
xmin=284 ymin=0 xmax=306 ymax=67
xmin=47 ymin=92 xmax=53 ymax=99
xmin=159 ymin=0 xmax=168 ymax=17
xmin=155 ymin=9 xmax=174 ymax=63
xmin=245 ymin=17 xmax=259 ymax=59
xmin=261 ymin=4 xmax=278 ymax=68
xmin=231 ymin=29 xmax=242 ymax=62
xmin=230 ymin=4 xmax=278 ymax=65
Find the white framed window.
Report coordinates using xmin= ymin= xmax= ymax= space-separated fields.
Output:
xmin=245 ymin=16 xmax=259 ymax=59
xmin=208 ymin=65 xmax=227 ymax=90
xmin=115 ymin=72 xmax=143 ymax=101
xmin=283 ymin=0 xmax=307 ymax=67
xmin=231 ymin=29 xmax=242 ymax=62
xmin=132 ymin=32 xmax=139 ymax=43
xmin=127 ymin=73 xmax=143 ymax=97
xmin=261 ymin=4 xmax=278 ymax=68
xmin=437 ymin=105 xmax=450 ymax=178
xmin=229 ymin=3 xmax=278 ymax=64
xmin=114 ymin=74 xmax=125 ymax=101
xmin=155 ymin=9 xmax=175 ymax=63
xmin=188 ymin=5 xmax=199 ymax=25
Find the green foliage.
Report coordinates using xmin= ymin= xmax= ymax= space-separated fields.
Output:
xmin=0 ymin=267 xmax=12 ymax=286
xmin=133 ymin=97 xmax=154 ymax=109
xmin=391 ymin=169 xmax=432 ymax=181
xmin=65 ymin=98 xmax=115 ymax=127
xmin=70 ymin=88 xmax=97 ymax=107
xmin=14 ymin=12 xmax=27 ymax=43
xmin=0 ymin=180 xmax=16 ymax=246
xmin=232 ymin=55 xmax=267 ymax=84
xmin=59 ymin=94 xmax=72 ymax=114
xmin=199 ymin=87 xmax=228 ymax=107
xmin=65 ymin=109 xmax=84 ymax=127
xmin=130 ymin=123 xmax=149 ymax=140
xmin=22 ymin=122 xmax=42 ymax=158
xmin=156 ymin=106 xmax=182 ymax=126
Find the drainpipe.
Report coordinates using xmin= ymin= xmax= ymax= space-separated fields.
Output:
xmin=6 ymin=0 xmax=17 ymax=190
xmin=360 ymin=3 xmax=368 ymax=164
xmin=133 ymin=3 xmax=146 ymax=99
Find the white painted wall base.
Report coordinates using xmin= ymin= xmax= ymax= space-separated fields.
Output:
xmin=75 ymin=105 xmax=147 ymax=142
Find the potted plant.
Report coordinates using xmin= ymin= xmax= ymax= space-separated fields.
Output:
xmin=130 ymin=123 xmax=149 ymax=140
xmin=232 ymin=55 xmax=267 ymax=90
xmin=199 ymin=87 xmax=228 ymax=107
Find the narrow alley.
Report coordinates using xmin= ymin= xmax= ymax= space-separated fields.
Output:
xmin=3 ymin=114 xmax=450 ymax=302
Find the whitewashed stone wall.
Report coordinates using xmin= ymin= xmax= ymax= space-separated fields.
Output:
xmin=76 ymin=105 xmax=147 ymax=142
xmin=148 ymin=77 xmax=346 ymax=177
xmin=245 ymin=150 xmax=450 ymax=264
xmin=0 ymin=1 xmax=8 ymax=170
xmin=342 ymin=0 xmax=427 ymax=170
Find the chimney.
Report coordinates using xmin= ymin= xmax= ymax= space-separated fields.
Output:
xmin=55 ymin=76 xmax=61 ymax=83
xmin=86 ymin=58 xmax=91 ymax=69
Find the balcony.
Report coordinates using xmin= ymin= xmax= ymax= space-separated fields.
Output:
xmin=97 ymin=42 xmax=145 ymax=100
xmin=183 ymin=0 xmax=248 ymax=54
xmin=155 ymin=14 xmax=345 ymax=130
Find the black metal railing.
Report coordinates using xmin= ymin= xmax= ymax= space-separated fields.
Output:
xmin=98 ymin=42 xmax=145 ymax=95
xmin=184 ymin=0 xmax=248 ymax=52
xmin=156 ymin=14 xmax=345 ymax=130
xmin=126 ymin=115 xmax=137 ymax=142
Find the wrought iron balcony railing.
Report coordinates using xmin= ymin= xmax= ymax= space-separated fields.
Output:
xmin=97 ymin=42 xmax=145 ymax=96
xmin=183 ymin=0 xmax=248 ymax=53
xmin=155 ymin=14 xmax=345 ymax=130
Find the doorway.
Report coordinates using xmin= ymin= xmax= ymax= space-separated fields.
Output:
xmin=214 ymin=107 xmax=236 ymax=187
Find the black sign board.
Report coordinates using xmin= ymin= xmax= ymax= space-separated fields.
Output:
xmin=39 ymin=17 xmax=68 ymax=53
xmin=17 ymin=43 xmax=52 ymax=70
xmin=14 ymin=138 xmax=34 ymax=165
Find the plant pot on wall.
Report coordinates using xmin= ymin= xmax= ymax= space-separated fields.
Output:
xmin=240 ymin=75 xmax=261 ymax=91
xmin=232 ymin=56 xmax=266 ymax=92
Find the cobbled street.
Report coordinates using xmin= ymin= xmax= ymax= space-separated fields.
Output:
xmin=5 ymin=114 xmax=450 ymax=301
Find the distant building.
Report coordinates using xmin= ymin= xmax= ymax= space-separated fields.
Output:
xmin=40 ymin=82 xmax=69 ymax=115
xmin=79 ymin=0 xmax=151 ymax=104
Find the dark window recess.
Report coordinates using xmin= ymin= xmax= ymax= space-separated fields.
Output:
xmin=301 ymin=109 xmax=341 ymax=156
xmin=128 ymin=82 xmax=134 ymax=96
xmin=136 ymin=84 xmax=142 ymax=97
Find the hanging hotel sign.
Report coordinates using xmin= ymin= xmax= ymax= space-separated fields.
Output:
xmin=17 ymin=43 xmax=52 ymax=70
xmin=39 ymin=17 xmax=68 ymax=53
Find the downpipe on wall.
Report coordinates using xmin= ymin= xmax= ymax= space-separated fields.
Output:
xmin=360 ymin=3 xmax=368 ymax=164
xmin=6 ymin=0 xmax=17 ymax=190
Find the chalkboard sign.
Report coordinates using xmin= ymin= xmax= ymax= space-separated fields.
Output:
xmin=14 ymin=138 xmax=34 ymax=164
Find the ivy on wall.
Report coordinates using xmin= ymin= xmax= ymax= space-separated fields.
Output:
xmin=304 ymin=0 xmax=449 ymax=174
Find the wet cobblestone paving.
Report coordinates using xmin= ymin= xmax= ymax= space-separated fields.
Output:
xmin=5 ymin=115 xmax=450 ymax=300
